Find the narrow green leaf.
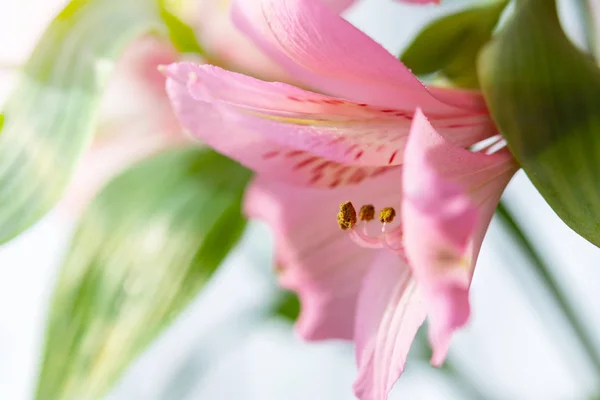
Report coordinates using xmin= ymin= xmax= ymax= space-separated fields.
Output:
xmin=159 ymin=1 xmax=205 ymax=55
xmin=0 ymin=0 xmax=164 ymax=244
xmin=478 ymin=0 xmax=600 ymax=246
xmin=401 ymin=0 xmax=508 ymax=88
xmin=35 ymin=148 xmax=251 ymax=400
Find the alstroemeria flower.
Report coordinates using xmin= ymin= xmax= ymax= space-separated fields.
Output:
xmin=244 ymin=110 xmax=517 ymax=400
xmin=161 ymin=0 xmax=516 ymax=398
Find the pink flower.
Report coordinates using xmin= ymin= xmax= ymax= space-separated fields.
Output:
xmin=162 ymin=0 xmax=517 ymax=398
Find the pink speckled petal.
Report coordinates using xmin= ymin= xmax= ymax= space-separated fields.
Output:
xmin=244 ymin=167 xmax=403 ymax=340
xmin=353 ymin=254 xmax=427 ymax=400
xmin=165 ymin=65 xmax=395 ymax=187
xmin=402 ymin=109 xmax=517 ymax=366
xmin=164 ymin=62 xmax=495 ymax=173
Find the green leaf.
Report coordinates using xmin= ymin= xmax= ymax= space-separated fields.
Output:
xmin=0 ymin=0 xmax=164 ymax=244
xmin=478 ymin=0 xmax=600 ymax=246
xmin=35 ymin=148 xmax=251 ymax=400
xmin=273 ymin=291 xmax=301 ymax=322
xmin=159 ymin=0 xmax=205 ymax=55
xmin=401 ymin=0 xmax=508 ymax=88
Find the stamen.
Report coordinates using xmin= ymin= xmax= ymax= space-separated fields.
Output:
xmin=359 ymin=204 xmax=375 ymax=221
xmin=379 ymin=207 xmax=396 ymax=224
xmin=382 ymin=222 xmax=403 ymax=252
xmin=337 ymin=201 xmax=357 ymax=230
xmin=337 ymin=203 xmax=403 ymax=253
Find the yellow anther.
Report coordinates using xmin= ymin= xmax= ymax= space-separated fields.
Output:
xmin=379 ymin=207 xmax=396 ymax=223
xmin=359 ymin=205 xmax=375 ymax=221
xmin=338 ymin=201 xmax=357 ymax=230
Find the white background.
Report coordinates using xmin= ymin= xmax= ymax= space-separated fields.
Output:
xmin=1 ymin=0 xmax=600 ymax=399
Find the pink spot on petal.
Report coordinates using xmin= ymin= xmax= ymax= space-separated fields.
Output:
xmin=380 ymin=109 xmax=396 ymax=113
xmin=313 ymin=160 xmax=332 ymax=172
xmin=310 ymin=173 xmax=323 ymax=184
xmin=388 ymin=150 xmax=398 ymax=164
xmin=286 ymin=150 xmax=304 ymax=158
xmin=354 ymin=150 xmax=364 ymax=160
xmin=262 ymin=150 xmax=280 ymax=159
xmin=294 ymin=156 xmax=319 ymax=170
xmin=329 ymin=178 xmax=341 ymax=188
xmin=357 ymin=103 xmax=368 ymax=107
xmin=349 ymin=169 xmax=367 ymax=184
xmin=287 ymin=96 xmax=302 ymax=102
xmin=335 ymin=166 xmax=351 ymax=177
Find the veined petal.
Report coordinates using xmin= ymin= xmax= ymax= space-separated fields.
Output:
xmin=402 ymin=109 xmax=517 ymax=366
xmin=244 ymin=169 xmax=403 ymax=340
xmin=353 ymin=254 xmax=427 ymax=400
xmin=231 ymin=0 xmax=486 ymax=112
xmin=163 ymin=62 xmax=496 ymax=169
xmin=165 ymin=65 xmax=394 ymax=187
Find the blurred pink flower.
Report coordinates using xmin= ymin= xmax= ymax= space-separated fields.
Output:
xmin=60 ymin=37 xmax=188 ymax=215
xmin=162 ymin=0 xmax=518 ymax=398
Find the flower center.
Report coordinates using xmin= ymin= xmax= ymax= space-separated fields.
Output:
xmin=337 ymin=201 xmax=403 ymax=254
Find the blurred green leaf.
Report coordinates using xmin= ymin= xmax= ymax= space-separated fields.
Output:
xmin=273 ymin=291 xmax=301 ymax=322
xmin=0 ymin=0 xmax=165 ymax=244
xmin=159 ymin=0 xmax=205 ymax=55
xmin=478 ymin=0 xmax=600 ymax=246
xmin=35 ymin=148 xmax=251 ymax=400
xmin=401 ymin=0 xmax=508 ymax=88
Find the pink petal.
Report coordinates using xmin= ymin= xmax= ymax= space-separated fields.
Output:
xmin=163 ymin=62 xmax=496 ymax=171
xmin=165 ymin=64 xmax=393 ymax=187
xmin=231 ymin=0 xmax=486 ymax=112
xmin=402 ymin=109 xmax=517 ymax=366
xmin=244 ymin=167 xmax=403 ymax=340
xmin=353 ymin=253 xmax=427 ymax=400
xmin=323 ymin=0 xmax=357 ymax=12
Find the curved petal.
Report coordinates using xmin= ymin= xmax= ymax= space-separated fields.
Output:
xmin=163 ymin=62 xmax=496 ymax=170
xmin=244 ymin=168 xmax=403 ymax=340
xmin=353 ymin=253 xmax=427 ymax=400
xmin=231 ymin=0 xmax=486 ymax=112
xmin=165 ymin=65 xmax=394 ymax=187
xmin=402 ymin=109 xmax=517 ymax=366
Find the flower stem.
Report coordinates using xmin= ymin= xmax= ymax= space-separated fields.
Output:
xmin=495 ymin=201 xmax=600 ymax=380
